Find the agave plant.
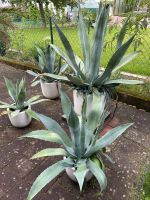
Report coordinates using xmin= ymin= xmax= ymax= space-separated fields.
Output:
xmin=42 ymin=3 xmax=143 ymax=97
xmin=27 ymin=45 xmax=68 ymax=86
xmin=0 ymin=77 xmax=47 ymax=117
xmin=20 ymin=89 xmax=133 ymax=200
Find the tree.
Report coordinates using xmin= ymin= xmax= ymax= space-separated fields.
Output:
xmin=3 ymin=0 xmax=77 ymax=28
xmin=0 ymin=7 xmax=18 ymax=55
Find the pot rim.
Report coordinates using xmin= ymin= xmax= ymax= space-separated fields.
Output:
xmin=40 ymin=79 xmax=59 ymax=85
xmin=7 ymin=104 xmax=31 ymax=114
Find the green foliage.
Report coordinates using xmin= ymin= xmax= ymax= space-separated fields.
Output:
xmin=0 ymin=77 xmax=47 ymax=117
xmin=20 ymin=89 xmax=133 ymax=199
xmin=142 ymin=172 xmax=150 ymax=199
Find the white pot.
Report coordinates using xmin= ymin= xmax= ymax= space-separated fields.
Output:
xmin=73 ymin=90 xmax=93 ymax=116
xmin=40 ymin=80 xmax=61 ymax=99
xmin=7 ymin=106 xmax=32 ymax=128
xmin=65 ymin=167 xmax=93 ymax=182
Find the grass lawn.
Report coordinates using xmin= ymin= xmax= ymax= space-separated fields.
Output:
xmin=10 ymin=26 xmax=150 ymax=76
xmin=142 ymin=172 xmax=150 ymax=200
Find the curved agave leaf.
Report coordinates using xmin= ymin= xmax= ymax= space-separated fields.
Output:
xmin=50 ymin=44 xmax=74 ymax=70
xmin=66 ymin=75 xmax=85 ymax=86
xmin=27 ymin=159 xmax=70 ymax=200
xmin=112 ymin=52 xmax=139 ymax=73
xmin=19 ymin=130 xmax=63 ymax=144
xmin=59 ymin=89 xmax=72 ymax=120
xmin=4 ymin=77 xmax=16 ymax=101
xmin=86 ymin=123 xmax=133 ymax=157
xmin=0 ymin=100 xmax=14 ymax=109
xmin=26 ymin=95 xmax=41 ymax=104
xmin=42 ymin=73 xmax=70 ymax=84
xmin=53 ymin=20 xmax=79 ymax=71
xmin=104 ymin=79 xmax=144 ymax=85
xmin=89 ymin=5 xmax=109 ymax=81
xmin=68 ymin=106 xmax=81 ymax=156
xmin=94 ymin=35 xmax=135 ymax=85
xmin=116 ymin=16 xmax=130 ymax=50
xmin=87 ymin=93 xmax=106 ymax=132
xmin=31 ymin=148 xmax=67 ymax=159
xmin=37 ymin=113 xmax=72 ymax=147
xmin=26 ymin=70 xmax=39 ymax=77
xmin=52 ymin=22 xmax=86 ymax=80
xmin=25 ymin=109 xmax=40 ymax=121
xmin=74 ymin=159 xmax=88 ymax=191
xmin=78 ymin=7 xmax=90 ymax=72
xmin=87 ymin=159 xmax=107 ymax=191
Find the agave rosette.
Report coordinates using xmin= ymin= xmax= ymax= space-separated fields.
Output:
xmin=20 ymin=89 xmax=133 ymax=200
xmin=42 ymin=3 xmax=143 ymax=96
xmin=27 ymin=45 xmax=68 ymax=86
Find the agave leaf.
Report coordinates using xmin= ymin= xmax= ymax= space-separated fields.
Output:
xmin=104 ymin=79 xmax=144 ymax=85
xmin=50 ymin=44 xmax=74 ymax=70
xmin=0 ymin=100 xmax=12 ymax=109
xmin=37 ymin=113 xmax=72 ymax=147
xmin=53 ymin=21 xmax=78 ymax=70
xmin=68 ymin=106 xmax=81 ymax=156
xmin=52 ymin=22 xmax=85 ymax=80
xmin=4 ymin=77 xmax=16 ymax=101
xmin=87 ymin=93 xmax=106 ymax=132
xmin=87 ymin=159 xmax=107 ymax=191
xmin=66 ymin=75 xmax=85 ymax=86
xmin=25 ymin=109 xmax=40 ymax=121
xmin=27 ymin=159 xmax=68 ymax=200
xmin=19 ymin=130 xmax=63 ymax=144
xmin=31 ymin=80 xmax=40 ymax=87
xmin=36 ymin=46 xmax=47 ymax=67
xmin=59 ymin=89 xmax=72 ymax=120
xmin=80 ymin=98 xmax=87 ymax=154
xmin=50 ymin=49 xmax=56 ymax=73
xmin=95 ymin=35 xmax=135 ymax=85
xmin=27 ymin=95 xmax=41 ymax=104
xmin=116 ymin=16 xmax=130 ymax=50
xmin=29 ymin=99 xmax=50 ymax=106
xmin=42 ymin=73 xmax=70 ymax=83
xmin=78 ymin=8 xmax=90 ymax=72
xmin=46 ymin=45 xmax=52 ymax=72
xmin=89 ymin=5 xmax=109 ymax=81
xmin=27 ymin=70 xmax=38 ymax=77
xmin=31 ymin=148 xmax=67 ymax=159
xmin=87 ymin=123 xmax=133 ymax=156
xmin=112 ymin=52 xmax=139 ymax=73
xmin=74 ymin=159 xmax=88 ymax=191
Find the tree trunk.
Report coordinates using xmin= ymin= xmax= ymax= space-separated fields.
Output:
xmin=37 ymin=1 xmax=46 ymax=28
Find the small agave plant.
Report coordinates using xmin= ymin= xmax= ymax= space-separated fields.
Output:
xmin=42 ymin=3 xmax=143 ymax=113
xmin=20 ymin=89 xmax=133 ymax=200
xmin=0 ymin=78 xmax=47 ymax=128
xmin=27 ymin=45 xmax=68 ymax=99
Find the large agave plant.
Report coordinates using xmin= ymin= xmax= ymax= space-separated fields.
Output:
xmin=42 ymin=3 xmax=143 ymax=97
xmin=27 ymin=45 xmax=68 ymax=86
xmin=20 ymin=89 xmax=133 ymax=200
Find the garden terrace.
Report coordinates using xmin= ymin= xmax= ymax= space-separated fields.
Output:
xmin=0 ymin=63 xmax=150 ymax=200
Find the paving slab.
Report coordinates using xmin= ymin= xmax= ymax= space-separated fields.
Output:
xmin=0 ymin=63 xmax=150 ymax=200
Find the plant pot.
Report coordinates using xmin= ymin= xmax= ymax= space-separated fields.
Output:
xmin=7 ymin=106 xmax=32 ymax=128
xmin=65 ymin=167 xmax=93 ymax=182
xmin=73 ymin=90 xmax=93 ymax=116
xmin=40 ymin=80 xmax=61 ymax=99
